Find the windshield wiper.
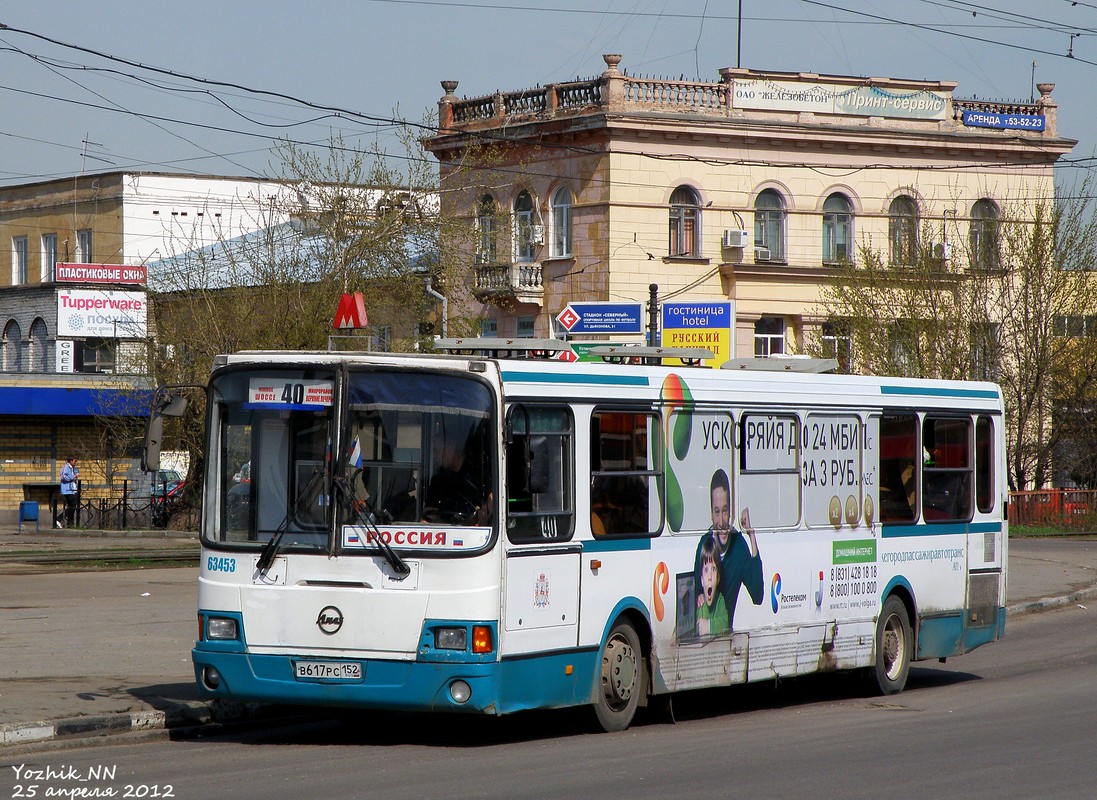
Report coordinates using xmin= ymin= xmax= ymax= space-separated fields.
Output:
xmin=333 ymin=473 xmax=411 ymax=578
xmin=255 ymin=524 xmax=286 ymax=573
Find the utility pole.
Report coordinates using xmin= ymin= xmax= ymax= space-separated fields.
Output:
xmin=647 ymin=283 xmax=661 ymax=348
xmin=737 ymin=0 xmax=743 ymax=69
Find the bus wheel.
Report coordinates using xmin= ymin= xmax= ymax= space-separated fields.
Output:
xmin=872 ymin=595 xmax=911 ymax=695
xmin=594 ymin=620 xmax=643 ymax=732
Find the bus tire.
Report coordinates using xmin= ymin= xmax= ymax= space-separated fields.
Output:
xmin=593 ymin=620 xmax=643 ymax=732
xmin=872 ymin=595 xmax=911 ymax=695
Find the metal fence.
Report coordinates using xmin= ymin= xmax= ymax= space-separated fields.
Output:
xmin=1008 ymin=489 xmax=1097 ymax=528
xmin=49 ymin=494 xmax=200 ymax=531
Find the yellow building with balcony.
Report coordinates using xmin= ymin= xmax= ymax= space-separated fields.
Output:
xmin=425 ymin=54 xmax=1072 ymax=361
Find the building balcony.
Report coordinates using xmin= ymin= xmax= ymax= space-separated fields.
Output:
xmin=474 ymin=261 xmax=544 ymax=305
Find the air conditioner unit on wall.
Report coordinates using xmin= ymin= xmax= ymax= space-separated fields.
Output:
xmin=754 ymin=246 xmax=771 ymax=261
xmin=932 ymin=241 xmax=953 ymax=261
xmin=530 ymin=225 xmax=545 ymax=245
xmin=722 ymin=229 xmax=750 ymax=248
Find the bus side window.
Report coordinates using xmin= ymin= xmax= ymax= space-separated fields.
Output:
xmin=880 ymin=413 xmax=918 ymax=523
xmin=975 ymin=416 xmax=994 ymax=513
xmin=590 ymin=410 xmax=662 ymax=537
xmin=505 ymin=406 xmax=574 ymax=543
xmin=922 ymin=416 xmax=973 ymax=522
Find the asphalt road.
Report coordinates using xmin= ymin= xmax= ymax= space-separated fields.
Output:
xmin=3 ymin=605 xmax=1095 ymax=800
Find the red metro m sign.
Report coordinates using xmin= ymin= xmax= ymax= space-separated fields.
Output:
xmin=332 ymin=292 xmax=369 ymax=330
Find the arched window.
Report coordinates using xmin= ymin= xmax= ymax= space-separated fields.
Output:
xmin=476 ymin=195 xmax=498 ymax=264
xmin=889 ymin=195 xmax=918 ymax=265
xmin=550 ymin=187 xmax=573 ymax=258
xmin=513 ymin=190 xmax=536 ymax=263
xmin=3 ymin=320 xmax=22 ymax=372
xmin=668 ymin=186 xmax=701 ymax=257
xmin=970 ymin=199 xmax=1000 ymax=269
xmin=29 ymin=318 xmax=48 ymax=373
xmin=754 ymin=189 xmax=786 ymax=262
xmin=822 ymin=193 xmax=853 ymax=263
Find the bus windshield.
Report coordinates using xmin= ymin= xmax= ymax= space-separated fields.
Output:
xmin=205 ymin=365 xmax=495 ymax=552
xmin=342 ymin=369 xmax=494 ymax=530
xmin=210 ymin=367 xmax=336 ymax=550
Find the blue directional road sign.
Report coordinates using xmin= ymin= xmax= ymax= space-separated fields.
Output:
xmin=556 ymin=302 xmax=643 ymax=334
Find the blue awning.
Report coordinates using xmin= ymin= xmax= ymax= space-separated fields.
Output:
xmin=0 ymin=386 xmax=152 ymax=416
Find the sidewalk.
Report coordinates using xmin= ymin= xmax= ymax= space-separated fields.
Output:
xmin=1 ymin=528 xmax=1095 ymax=750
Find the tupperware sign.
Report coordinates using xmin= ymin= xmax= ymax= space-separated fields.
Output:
xmin=57 ymin=289 xmax=148 ymax=337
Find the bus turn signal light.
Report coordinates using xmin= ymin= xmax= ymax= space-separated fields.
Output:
xmin=472 ymin=625 xmax=493 ymax=654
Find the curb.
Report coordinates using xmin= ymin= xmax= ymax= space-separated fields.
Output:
xmin=1006 ymin=583 xmax=1097 ymax=617
xmin=1 ymin=705 xmax=211 ymax=748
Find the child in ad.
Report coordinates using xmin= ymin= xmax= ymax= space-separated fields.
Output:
xmin=696 ymin=533 xmax=729 ymax=636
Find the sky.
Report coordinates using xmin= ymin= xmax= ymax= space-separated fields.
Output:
xmin=3 ymin=0 xmax=1097 ymax=188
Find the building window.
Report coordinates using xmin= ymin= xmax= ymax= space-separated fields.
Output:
xmin=970 ymin=322 xmax=1000 ymax=381
xmin=513 ymin=190 xmax=536 ymax=263
xmin=476 ymin=196 xmax=497 ymax=264
xmin=1053 ymin=315 xmax=1097 ymax=337
xmin=481 ymin=318 xmax=498 ymax=337
xmin=3 ymin=320 xmax=22 ymax=372
xmin=12 ymin=236 xmax=28 ymax=285
xmin=888 ymin=320 xmax=919 ymax=376
xmin=889 ymin=196 xmax=918 ymax=265
xmin=30 ymin=318 xmax=49 ymax=373
xmin=516 ymin=316 xmax=536 ymax=338
xmin=76 ymin=337 xmax=115 ymax=374
xmin=550 ymin=187 xmax=573 ymax=258
xmin=754 ymin=316 xmax=785 ymax=357
xmin=969 ymin=199 xmax=1000 ymax=269
xmin=821 ymin=319 xmax=852 ymax=373
xmin=822 ymin=193 xmax=853 ymax=263
xmin=42 ymin=234 xmax=58 ymax=282
xmin=754 ymin=189 xmax=786 ymax=262
xmin=668 ymin=186 xmax=701 ymax=257
xmin=76 ymin=229 xmax=93 ymax=264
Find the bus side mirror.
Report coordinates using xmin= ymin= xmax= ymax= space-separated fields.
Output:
xmin=141 ymin=391 xmax=189 ymax=473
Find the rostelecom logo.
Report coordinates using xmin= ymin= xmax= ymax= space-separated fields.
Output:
xmin=770 ymin=573 xmax=782 ymax=614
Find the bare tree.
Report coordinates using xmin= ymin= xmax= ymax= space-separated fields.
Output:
xmin=812 ymin=189 xmax=1097 ymax=490
xmin=138 ymin=126 xmax=499 ymax=510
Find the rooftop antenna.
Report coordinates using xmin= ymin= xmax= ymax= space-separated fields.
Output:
xmin=1030 ymin=60 xmax=1037 ymax=102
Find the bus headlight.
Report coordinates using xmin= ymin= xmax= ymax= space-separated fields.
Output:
xmin=207 ymin=617 xmax=238 ymax=640
xmin=435 ymin=627 xmax=467 ymax=650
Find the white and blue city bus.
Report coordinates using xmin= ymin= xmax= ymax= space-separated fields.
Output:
xmin=155 ymin=339 xmax=1006 ymax=732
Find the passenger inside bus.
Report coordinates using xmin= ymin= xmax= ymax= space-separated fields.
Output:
xmin=921 ymin=425 xmax=971 ymax=520
xmin=423 ymin=422 xmax=493 ymax=526
xmin=879 ymin=414 xmax=918 ymax=523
